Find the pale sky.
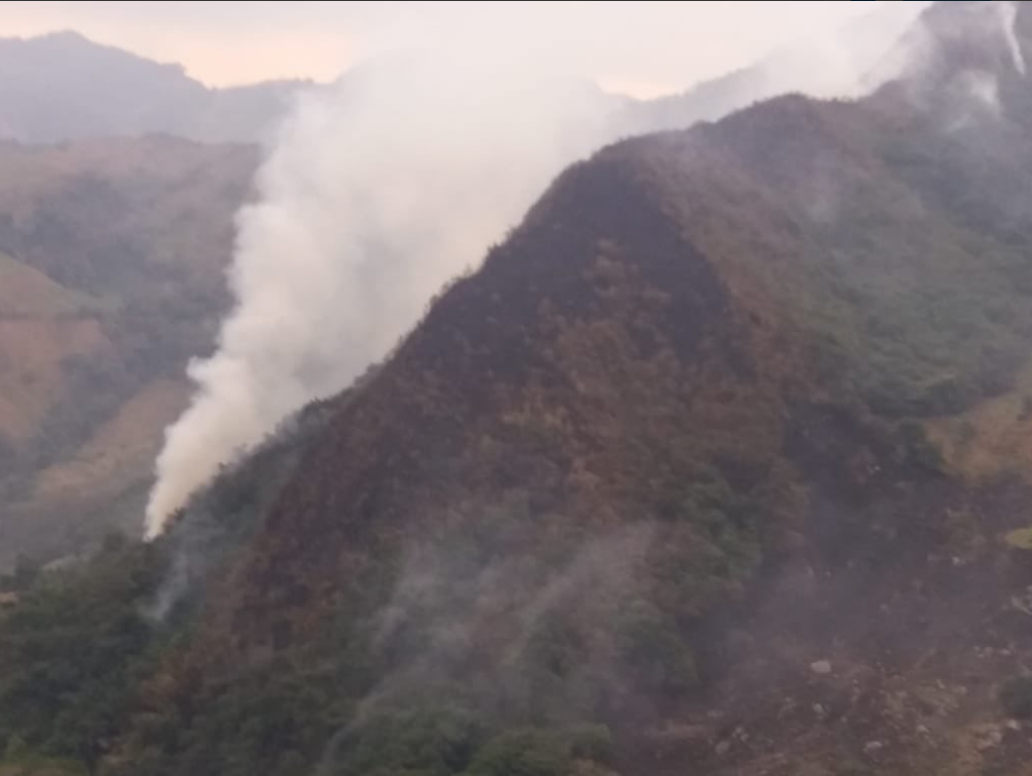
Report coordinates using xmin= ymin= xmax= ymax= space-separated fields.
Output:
xmin=0 ymin=1 xmax=894 ymax=96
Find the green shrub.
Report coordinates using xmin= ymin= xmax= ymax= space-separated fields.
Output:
xmin=465 ymin=730 xmax=568 ymax=776
xmin=464 ymin=725 xmax=611 ymax=776
xmin=0 ymin=538 xmax=165 ymax=771
xmin=618 ymin=600 xmax=697 ymax=695
xmin=334 ymin=705 xmax=484 ymax=776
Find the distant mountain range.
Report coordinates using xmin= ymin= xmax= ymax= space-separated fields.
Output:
xmin=0 ymin=31 xmax=311 ymax=144
xmin=0 ymin=11 xmax=920 ymax=146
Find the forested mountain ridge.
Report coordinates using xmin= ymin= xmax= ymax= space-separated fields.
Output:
xmin=5 ymin=2 xmax=1032 ymax=776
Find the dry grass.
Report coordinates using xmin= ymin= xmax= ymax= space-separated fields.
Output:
xmin=927 ymin=361 xmax=1032 ymax=483
xmin=32 ymin=378 xmax=188 ymax=505
xmin=0 ymin=318 xmax=109 ymax=442
xmin=0 ymin=252 xmax=93 ymax=318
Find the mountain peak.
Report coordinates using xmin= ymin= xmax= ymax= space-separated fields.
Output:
xmin=864 ymin=0 xmax=1032 ymax=130
xmin=31 ymin=30 xmax=89 ymax=44
xmin=1 ymin=28 xmax=185 ymax=72
xmin=908 ymin=0 xmax=1027 ymax=85
xmin=0 ymin=30 xmax=311 ymax=143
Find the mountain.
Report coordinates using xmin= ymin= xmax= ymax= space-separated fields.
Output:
xmin=0 ymin=31 xmax=310 ymax=144
xmin=5 ymin=2 xmax=1032 ymax=776
xmin=0 ymin=136 xmax=257 ymax=565
xmin=619 ymin=0 xmax=927 ymax=133
xmin=0 ymin=28 xmax=772 ymax=568
xmin=2 ymin=8 xmax=919 ymax=148
xmin=0 ymin=16 xmax=906 ymax=569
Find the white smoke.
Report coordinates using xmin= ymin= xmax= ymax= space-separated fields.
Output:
xmin=146 ymin=5 xmax=925 ymax=538
xmin=999 ymin=0 xmax=1027 ymax=76
xmin=144 ymin=56 xmax=618 ymax=536
xmin=961 ymin=70 xmax=1002 ymax=117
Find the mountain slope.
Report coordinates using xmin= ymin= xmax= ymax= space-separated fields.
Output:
xmin=214 ymin=0 xmax=1032 ymax=648
xmin=0 ymin=137 xmax=257 ymax=565
xmin=0 ymin=31 xmax=309 ymax=144
xmin=5 ymin=2 xmax=1032 ymax=776
xmin=70 ymin=5 xmax=1032 ymax=776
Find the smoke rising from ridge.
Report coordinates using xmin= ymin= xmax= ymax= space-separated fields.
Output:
xmin=144 ymin=57 xmax=618 ymax=535
xmin=146 ymin=5 xmax=926 ymax=537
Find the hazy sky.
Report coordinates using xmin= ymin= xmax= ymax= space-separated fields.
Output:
xmin=0 ymin=1 xmax=886 ymax=96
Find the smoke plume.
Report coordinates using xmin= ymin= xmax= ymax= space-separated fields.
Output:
xmin=144 ymin=57 xmax=617 ymax=536
xmin=146 ymin=5 xmax=924 ymax=537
